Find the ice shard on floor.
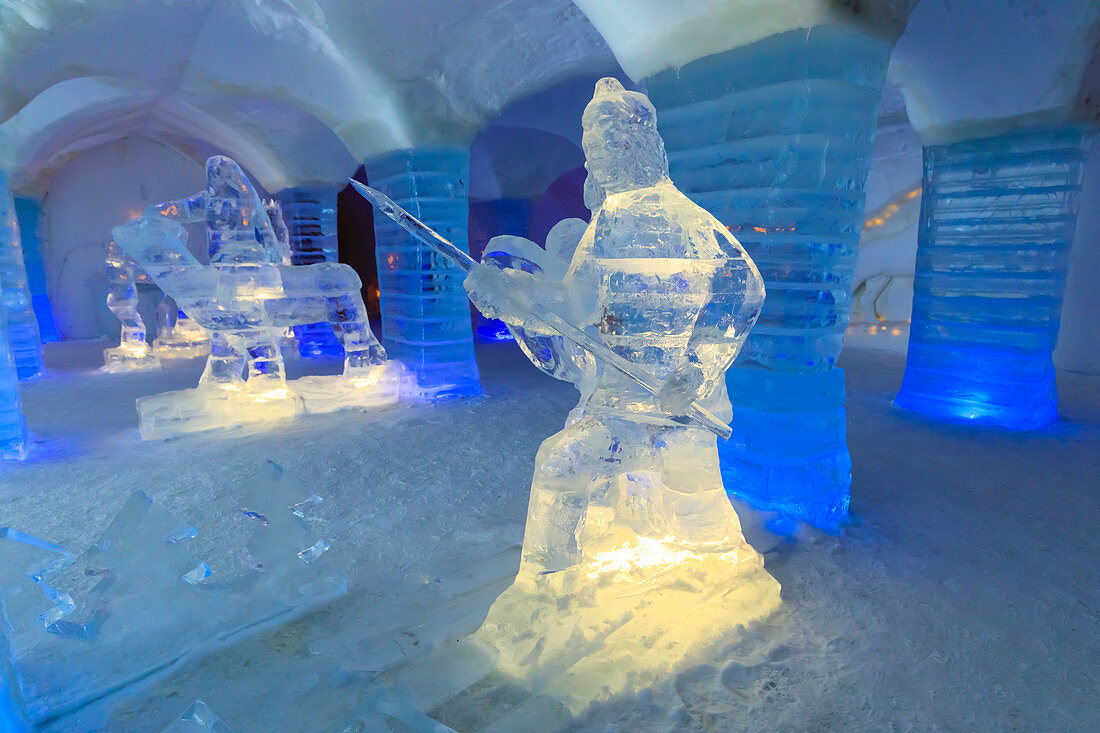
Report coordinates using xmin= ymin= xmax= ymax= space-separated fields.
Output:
xmin=646 ymin=25 xmax=893 ymax=531
xmin=895 ymin=127 xmax=1094 ymax=429
xmin=112 ymin=156 xmax=408 ymax=439
xmin=0 ymin=173 xmax=43 ymax=381
xmin=102 ymin=239 xmax=163 ymax=373
xmin=463 ymin=78 xmax=781 ymax=711
xmin=366 ymin=148 xmax=481 ymax=400
xmin=0 ymin=465 xmax=344 ymax=727
xmin=161 ymin=700 xmax=237 ymax=733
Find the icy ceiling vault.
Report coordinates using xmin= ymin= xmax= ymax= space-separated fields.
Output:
xmin=0 ymin=0 xmax=1097 ymax=196
xmin=0 ymin=0 xmax=618 ymax=194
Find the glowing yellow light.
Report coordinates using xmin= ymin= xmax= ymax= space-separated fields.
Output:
xmin=251 ymin=387 xmax=290 ymax=403
xmin=584 ymin=536 xmax=729 ymax=579
xmin=351 ymin=373 xmax=380 ymax=388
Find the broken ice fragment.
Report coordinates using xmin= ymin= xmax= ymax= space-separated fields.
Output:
xmin=165 ymin=526 xmax=199 ymax=544
xmin=161 ymin=700 xmax=237 ymax=732
xmin=238 ymin=509 xmax=268 ymax=525
xmin=297 ymin=539 xmax=330 ymax=565
xmin=290 ymin=494 xmax=324 ymax=519
xmin=181 ymin=562 xmax=213 ymax=586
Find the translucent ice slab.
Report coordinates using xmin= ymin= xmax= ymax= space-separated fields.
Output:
xmin=0 ymin=464 xmax=344 ymax=726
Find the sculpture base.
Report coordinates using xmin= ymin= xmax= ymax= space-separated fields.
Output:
xmin=102 ymin=346 xmax=162 ymax=373
xmin=153 ymin=337 xmax=211 ymax=360
xmin=474 ymin=538 xmax=781 ymax=714
xmin=137 ymin=363 xmax=408 ymax=440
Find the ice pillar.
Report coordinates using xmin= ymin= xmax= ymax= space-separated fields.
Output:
xmin=11 ymin=198 xmax=55 ymax=344
xmin=647 ymin=26 xmax=891 ymax=530
xmin=364 ymin=148 xmax=481 ymax=399
xmin=277 ymin=186 xmax=344 ymax=358
xmin=0 ymin=176 xmax=43 ymax=380
xmin=895 ymin=127 xmax=1094 ymax=429
xmin=469 ymin=198 xmax=533 ymax=341
xmin=0 ymin=299 xmax=28 ymax=460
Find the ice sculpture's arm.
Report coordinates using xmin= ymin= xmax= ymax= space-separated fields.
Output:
xmin=658 ymin=220 xmax=766 ymax=414
xmin=144 ymin=193 xmax=208 ymax=223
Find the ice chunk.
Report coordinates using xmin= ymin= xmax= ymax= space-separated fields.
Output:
xmin=464 ymin=78 xmax=780 ymax=710
xmin=112 ymin=156 xmax=404 ymax=439
xmin=161 ymin=700 xmax=237 ymax=733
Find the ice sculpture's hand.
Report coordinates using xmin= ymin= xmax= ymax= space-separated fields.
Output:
xmin=657 ymin=362 xmax=706 ymax=415
xmin=464 ymin=263 xmax=533 ymax=324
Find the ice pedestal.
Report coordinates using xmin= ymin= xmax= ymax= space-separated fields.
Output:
xmin=0 ymin=465 xmax=345 ymax=727
xmin=647 ymin=26 xmax=891 ymax=530
xmin=0 ymin=302 xmax=28 ymax=460
xmin=469 ymin=199 xmax=533 ymax=342
xmin=0 ymin=174 xmax=43 ymax=381
xmin=896 ymin=127 xmax=1094 ymax=429
xmin=277 ymin=186 xmax=345 ymax=359
xmin=365 ymin=148 xmax=481 ymax=400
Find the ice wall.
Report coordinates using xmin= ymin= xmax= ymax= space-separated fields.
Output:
xmin=0 ymin=174 xmax=42 ymax=380
xmin=365 ymin=148 xmax=480 ymax=400
xmin=277 ymin=186 xmax=344 ymax=359
xmin=896 ymin=127 xmax=1094 ymax=429
xmin=1055 ymin=140 xmax=1100 ymax=375
xmin=647 ymin=25 xmax=892 ymax=529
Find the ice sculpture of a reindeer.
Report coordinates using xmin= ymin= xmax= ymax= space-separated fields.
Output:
xmin=112 ymin=156 xmax=408 ymax=440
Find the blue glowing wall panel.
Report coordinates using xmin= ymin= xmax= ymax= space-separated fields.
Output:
xmin=12 ymin=198 xmax=56 ymax=344
xmin=365 ymin=148 xmax=481 ymax=400
xmin=278 ymin=186 xmax=344 ymax=359
xmin=896 ymin=127 xmax=1093 ymax=430
xmin=469 ymin=198 xmax=533 ymax=342
xmin=0 ymin=179 xmax=43 ymax=382
xmin=648 ymin=26 xmax=890 ymax=530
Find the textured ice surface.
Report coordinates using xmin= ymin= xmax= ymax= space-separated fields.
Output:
xmin=0 ymin=464 xmax=344 ymax=726
xmin=0 ymin=174 xmax=43 ymax=381
xmin=647 ymin=26 xmax=891 ymax=530
xmin=153 ymin=296 xmax=211 ymax=361
xmin=896 ymin=126 xmax=1094 ymax=429
xmin=465 ymin=78 xmax=779 ymax=709
xmin=102 ymin=240 xmax=162 ymax=373
xmin=366 ymin=148 xmax=481 ymax=400
xmin=0 ymin=300 xmax=27 ymax=460
xmin=161 ymin=700 xmax=236 ymax=733
xmin=112 ymin=156 xmax=403 ymax=439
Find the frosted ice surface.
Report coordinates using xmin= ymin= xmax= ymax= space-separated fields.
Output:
xmin=161 ymin=700 xmax=237 ymax=733
xmin=102 ymin=239 xmax=163 ymax=373
xmin=465 ymin=78 xmax=780 ymax=708
xmin=0 ymin=465 xmax=344 ymax=726
xmin=112 ymin=156 xmax=406 ymax=439
xmin=0 ymin=173 xmax=43 ymax=381
xmin=324 ymin=683 xmax=455 ymax=733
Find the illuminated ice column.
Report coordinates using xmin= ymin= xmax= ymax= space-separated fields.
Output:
xmin=0 ymin=300 xmax=28 ymax=460
xmin=647 ymin=26 xmax=891 ymax=530
xmin=364 ymin=148 xmax=481 ymax=399
xmin=11 ymin=198 xmax=56 ymax=344
xmin=0 ymin=175 xmax=43 ymax=380
xmin=277 ymin=186 xmax=344 ymax=358
xmin=895 ymin=127 xmax=1094 ymax=429
xmin=469 ymin=198 xmax=532 ymax=341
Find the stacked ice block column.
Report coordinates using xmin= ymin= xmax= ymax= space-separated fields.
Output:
xmin=895 ymin=127 xmax=1094 ymax=429
xmin=0 ymin=175 xmax=43 ymax=380
xmin=13 ymin=198 xmax=57 ymax=343
xmin=647 ymin=26 xmax=891 ymax=530
xmin=277 ymin=186 xmax=345 ymax=359
xmin=365 ymin=148 xmax=481 ymax=399
xmin=0 ymin=299 xmax=27 ymax=460
xmin=469 ymin=198 xmax=533 ymax=341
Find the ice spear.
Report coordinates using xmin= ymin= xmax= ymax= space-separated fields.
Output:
xmin=348 ymin=179 xmax=733 ymax=440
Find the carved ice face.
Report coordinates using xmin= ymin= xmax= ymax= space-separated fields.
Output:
xmin=581 ymin=78 xmax=669 ymax=195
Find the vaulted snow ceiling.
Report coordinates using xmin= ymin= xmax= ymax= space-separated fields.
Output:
xmin=0 ymin=0 xmax=619 ymax=193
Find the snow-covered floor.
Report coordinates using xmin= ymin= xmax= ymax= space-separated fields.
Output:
xmin=2 ymin=340 xmax=1098 ymax=731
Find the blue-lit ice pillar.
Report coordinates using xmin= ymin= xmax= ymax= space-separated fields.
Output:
xmin=365 ymin=148 xmax=481 ymax=399
xmin=0 ymin=176 xmax=43 ymax=380
xmin=469 ymin=198 xmax=532 ymax=341
xmin=647 ymin=27 xmax=891 ymax=530
xmin=896 ymin=127 xmax=1094 ymax=429
xmin=277 ymin=186 xmax=344 ymax=358
xmin=0 ymin=301 xmax=28 ymax=460
xmin=11 ymin=198 xmax=55 ymax=344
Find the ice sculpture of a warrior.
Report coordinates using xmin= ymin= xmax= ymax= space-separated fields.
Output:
xmin=464 ymin=78 xmax=782 ymax=709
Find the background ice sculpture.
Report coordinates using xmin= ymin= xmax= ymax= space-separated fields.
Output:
xmin=153 ymin=294 xmax=211 ymax=360
xmin=0 ymin=173 xmax=43 ymax=381
xmin=112 ymin=156 xmax=407 ymax=440
xmin=463 ymin=78 xmax=781 ymax=710
xmin=0 ymin=463 xmax=343 ymax=727
xmin=102 ymin=239 xmax=163 ymax=372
